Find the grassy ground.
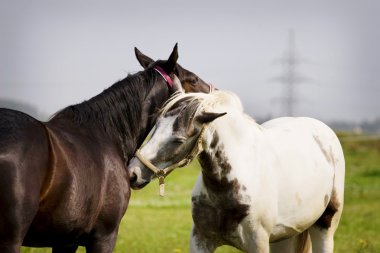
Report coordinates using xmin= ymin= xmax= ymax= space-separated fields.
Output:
xmin=21 ymin=134 xmax=380 ymax=252
xmin=334 ymin=134 xmax=380 ymax=253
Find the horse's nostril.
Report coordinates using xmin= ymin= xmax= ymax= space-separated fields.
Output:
xmin=130 ymin=172 xmax=137 ymax=183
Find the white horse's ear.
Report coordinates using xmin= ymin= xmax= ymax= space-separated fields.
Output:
xmin=195 ymin=112 xmax=227 ymax=125
xmin=172 ymin=74 xmax=184 ymax=93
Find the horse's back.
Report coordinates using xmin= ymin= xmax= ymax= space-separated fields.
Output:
xmin=0 ymin=107 xmax=49 ymax=157
xmin=261 ymin=117 xmax=344 ymax=173
xmin=262 ymin=117 xmax=343 ymax=161
xmin=0 ymin=108 xmax=49 ymax=170
xmin=1 ymin=108 xmax=42 ymax=143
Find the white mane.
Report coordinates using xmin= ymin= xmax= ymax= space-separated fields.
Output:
xmin=160 ymin=90 xmax=244 ymax=117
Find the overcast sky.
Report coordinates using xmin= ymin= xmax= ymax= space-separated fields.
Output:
xmin=1 ymin=0 xmax=379 ymax=122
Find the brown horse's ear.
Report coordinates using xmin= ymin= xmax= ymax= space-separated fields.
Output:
xmin=195 ymin=112 xmax=227 ymax=125
xmin=135 ymin=47 xmax=154 ymax=69
xmin=163 ymin=43 xmax=179 ymax=73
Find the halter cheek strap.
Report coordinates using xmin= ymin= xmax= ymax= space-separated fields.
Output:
xmin=134 ymin=126 xmax=207 ymax=197
xmin=207 ymin=83 xmax=217 ymax=93
xmin=154 ymin=66 xmax=173 ymax=88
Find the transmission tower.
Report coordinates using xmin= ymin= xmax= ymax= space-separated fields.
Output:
xmin=273 ymin=30 xmax=309 ymax=116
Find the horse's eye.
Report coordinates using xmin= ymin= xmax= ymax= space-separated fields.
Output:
xmin=190 ymin=78 xmax=198 ymax=85
xmin=173 ymin=136 xmax=187 ymax=144
xmin=184 ymin=78 xmax=197 ymax=85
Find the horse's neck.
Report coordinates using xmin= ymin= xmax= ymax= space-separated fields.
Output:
xmin=117 ymin=87 xmax=171 ymax=161
xmin=50 ymin=74 xmax=169 ymax=161
xmin=208 ymin=112 xmax=261 ymax=156
xmin=199 ymin=114 xmax=261 ymax=188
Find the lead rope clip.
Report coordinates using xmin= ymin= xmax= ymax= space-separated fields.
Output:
xmin=158 ymin=176 xmax=165 ymax=197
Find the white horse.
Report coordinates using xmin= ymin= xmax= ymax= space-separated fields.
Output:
xmin=128 ymin=90 xmax=345 ymax=253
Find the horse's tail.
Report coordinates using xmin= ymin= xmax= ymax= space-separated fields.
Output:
xmin=296 ymin=230 xmax=311 ymax=253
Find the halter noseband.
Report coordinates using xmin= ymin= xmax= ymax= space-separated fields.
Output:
xmin=134 ymin=127 xmax=207 ymax=197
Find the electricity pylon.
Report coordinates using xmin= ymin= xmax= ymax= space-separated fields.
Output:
xmin=273 ymin=30 xmax=310 ymax=116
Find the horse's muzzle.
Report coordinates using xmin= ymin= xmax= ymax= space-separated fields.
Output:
xmin=128 ymin=162 xmax=151 ymax=190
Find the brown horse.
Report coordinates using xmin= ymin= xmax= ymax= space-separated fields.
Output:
xmin=0 ymin=44 xmax=211 ymax=253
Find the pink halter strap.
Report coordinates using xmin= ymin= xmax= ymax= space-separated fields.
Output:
xmin=153 ymin=66 xmax=173 ymax=88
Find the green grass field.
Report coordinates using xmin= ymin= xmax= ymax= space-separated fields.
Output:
xmin=21 ymin=134 xmax=380 ymax=253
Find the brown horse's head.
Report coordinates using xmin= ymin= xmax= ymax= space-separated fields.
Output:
xmin=135 ymin=43 xmax=213 ymax=93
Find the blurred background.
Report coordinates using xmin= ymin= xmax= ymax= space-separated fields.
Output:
xmin=1 ymin=0 xmax=379 ymax=132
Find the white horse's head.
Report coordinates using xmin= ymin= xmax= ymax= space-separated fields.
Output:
xmin=128 ymin=91 xmax=241 ymax=191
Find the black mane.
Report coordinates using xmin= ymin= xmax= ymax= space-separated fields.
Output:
xmin=52 ymin=68 xmax=159 ymax=142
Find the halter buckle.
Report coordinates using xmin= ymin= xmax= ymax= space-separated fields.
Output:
xmin=156 ymin=170 xmax=166 ymax=178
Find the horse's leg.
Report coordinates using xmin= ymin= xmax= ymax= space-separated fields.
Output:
xmin=85 ymin=232 xmax=118 ymax=253
xmin=52 ymin=245 xmax=78 ymax=253
xmin=0 ymin=192 xmax=38 ymax=253
xmin=309 ymin=216 xmax=342 ymax=253
xmin=308 ymin=226 xmax=335 ymax=253
xmin=189 ymin=226 xmax=217 ymax=253
xmin=0 ymin=162 xmax=22 ymax=253
xmin=270 ymin=232 xmax=312 ymax=253
xmin=0 ymin=161 xmax=40 ymax=253
xmin=0 ymin=244 xmax=20 ymax=253
xmin=243 ymin=225 xmax=270 ymax=253
xmin=270 ymin=237 xmax=298 ymax=253
xmin=308 ymin=192 xmax=343 ymax=253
